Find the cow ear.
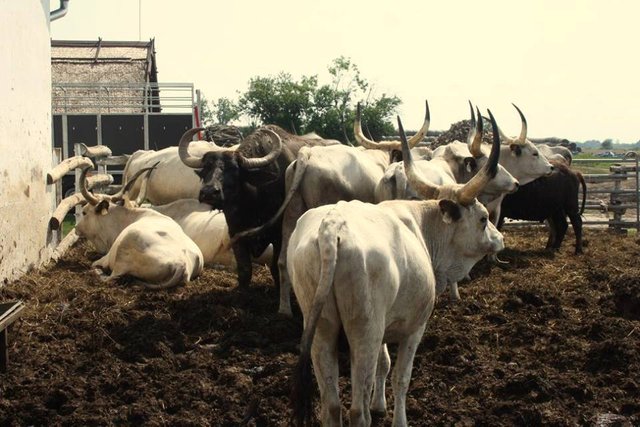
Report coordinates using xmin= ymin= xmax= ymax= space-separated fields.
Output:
xmin=95 ymin=199 xmax=110 ymax=216
xmin=438 ymin=199 xmax=462 ymax=223
xmin=464 ymin=157 xmax=477 ymax=172
xmin=510 ymin=145 xmax=522 ymax=156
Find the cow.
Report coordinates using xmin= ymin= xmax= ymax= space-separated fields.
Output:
xmin=118 ymin=142 xmax=239 ymax=205
xmin=231 ymin=102 xmax=432 ymax=316
xmin=288 ymin=114 xmax=504 ymax=427
xmin=537 ymin=143 xmax=573 ymax=165
xmin=177 ymin=124 xmax=340 ymax=294
xmin=499 ymin=159 xmax=587 ymax=254
xmin=375 ymin=104 xmax=519 ymax=207
xmin=75 ymin=167 xmax=203 ymax=289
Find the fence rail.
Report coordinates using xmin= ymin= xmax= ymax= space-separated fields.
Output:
xmin=52 ymin=82 xmax=195 ymax=114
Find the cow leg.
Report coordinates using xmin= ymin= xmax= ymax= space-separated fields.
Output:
xmin=568 ymin=212 xmax=583 ymax=254
xmin=278 ymin=196 xmax=306 ymax=316
xmin=552 ymin=212 xmax=568 ymax=249
xmin=231 ymin=241 xmax=252 ymax=287
xmin=371 ymin=344 xmax=391 ymax=414
xmin=545 ymin=217 xmax=557 ymax=249
xmin=391 ymin=327 xmax=425 ymax=427
xmin=449 ymin=281 xmax=461 ymax=301
xmin=349 ymin=330 xmax=383 ymax=427
xmin=310 ymin=317 xmax=342 ymax=426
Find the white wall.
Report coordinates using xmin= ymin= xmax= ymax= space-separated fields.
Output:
xmin=0 ymin=0 xmax=56 ymax=283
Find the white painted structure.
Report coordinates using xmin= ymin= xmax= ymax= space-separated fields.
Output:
xmin=0 ymin=1 xmax=58 ymax=283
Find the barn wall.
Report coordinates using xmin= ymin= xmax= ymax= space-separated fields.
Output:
xmin=0 ymin=0 xmax=55 ymax=284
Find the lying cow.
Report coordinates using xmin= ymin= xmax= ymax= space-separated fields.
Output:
xmin=129 ymin=166 xmax=273 ymax=267
xmin=289 ymin=114 xmax=504 ymax=426
xmin=76 ymin=167 xmax=203 ymax=289
xmin=499 ymin=159 xmax=587 ymax=254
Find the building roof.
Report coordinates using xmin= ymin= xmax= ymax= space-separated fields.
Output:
xmin=51 ymin=39 xmax=159 ymax=113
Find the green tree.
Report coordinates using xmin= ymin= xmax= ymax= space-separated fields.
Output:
xmin=236 ymin=57 xmax=401 ymax=143
xmin=239 ymin=72 xmax=318 ymax=134
xmin=601 ymin=139 xmax=613 ymax=150
xmin=212 ymin=97 xmax=241 ymax=125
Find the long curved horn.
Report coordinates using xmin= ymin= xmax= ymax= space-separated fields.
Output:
xmin=134 ymin=162 xmax=159 ymax=205
xmin=512 ymin=103 xmax=528 ymax=143
xmin=468 ymin=103 xmax=484 ymax=158
xmin=466 ymin=100 xmax=476 ymax=145
xmin=116 ymin=163 xmax=160 ymax=204
xmin=407 ymin=100 xmax=430 ymax=148
xmin=178 ymin=127 xmax=206 ymax=168
xmin=469 ymin=106 xmax=485 ymax=158
xmin=237 ymin=128 xmax=282 ymax=169
xmin=456 ymin=109 xmax=501 ymax=206
xmin=79 ymin=166 xmax=100 ymax=206
xmin=354 ymin=103 xmax=400 ymax=150
xmin=400 ymin=116 xmax=440 ymax=200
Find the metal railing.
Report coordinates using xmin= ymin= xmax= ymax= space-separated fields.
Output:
xmin=52 ymin=82 xmax=195 ymax=114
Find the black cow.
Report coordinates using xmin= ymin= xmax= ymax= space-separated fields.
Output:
xmin=498 ymin=159 xmax=587 ymax=254
xmin=178 ymin=125 xmax=339 ymax=289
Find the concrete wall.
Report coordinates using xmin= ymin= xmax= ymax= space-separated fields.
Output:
xmin=0 ymin=1 xmax=56 ymax=284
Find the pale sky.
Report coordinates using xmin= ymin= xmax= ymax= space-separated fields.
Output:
xmin=50 ymin=0 xmax=639 ymax=143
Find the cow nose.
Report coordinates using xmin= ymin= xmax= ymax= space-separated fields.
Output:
xmin=513 ymin=182 xmax=520 ymax=190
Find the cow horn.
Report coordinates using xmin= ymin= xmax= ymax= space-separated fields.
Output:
xmin=237 ymin=128 xmax=282 ymax=169
xmin=512 ymin=103 xmax=528 ymax=144
xmin=400 ymin=116 xmax=440 ymax=200
xmin=79 ymin=166 xmax=100 ymax=206
xmin=466 ymin=100 xmax=476 ymax=145
xmin=178 ymin=127 xmax=206 ymax=168
xmin=468 ymin=103 xmax=484 ymax=158
xmin=134 ymin=162 xmax=159 ymax=205
xmin=354 ymin=102 xmax=400 ymax=150
xmin=408 ymin=100 xmax=430 ymax=148
xmin=354 ymin=101 xmax=430 ymax=150
xmin=120 ymin=163 xmax=160 ymax=203
xmin=456 ymin=109 xmax=501 ymax=206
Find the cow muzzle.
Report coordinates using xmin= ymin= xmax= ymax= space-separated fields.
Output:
xmin=199 ymin=186 xmax=224 ymax=208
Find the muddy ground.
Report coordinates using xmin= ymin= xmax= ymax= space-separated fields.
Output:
xmin=1 ymin=227 xmax=639 ymax=426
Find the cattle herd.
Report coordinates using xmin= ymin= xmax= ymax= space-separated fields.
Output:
xmin=69 ymin=102 xmax=587 ymax=426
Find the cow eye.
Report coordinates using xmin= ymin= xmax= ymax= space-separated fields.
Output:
xmin=533 ymin=152 xmax=539 ymax=157
xmin=480 ymin=217 xmax=488 ymax=228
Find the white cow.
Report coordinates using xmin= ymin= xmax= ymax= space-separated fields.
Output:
xmin=288 ymin=114 xmax=504 ymax=427
xmin=150 ymin=199 xmax=273 ymax=267
xmin=537 ymin=143 xmax=572 ymax=165
xmin=76 ymin=167 xmax=203 ymax=289
xmin=232 ymin=102 xmax=432 ymax=316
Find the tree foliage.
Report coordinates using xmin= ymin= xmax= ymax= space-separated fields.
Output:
xmin=202 ymin=57 xmax=401 ymax=144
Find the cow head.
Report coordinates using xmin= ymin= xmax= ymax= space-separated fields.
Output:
xmin=494 ymin=104 xmax=554 ymax=185
xmin=76 ymin=165 xmax=158 ymax=253
xmin=178 ymin=127 xmax=283 ymax=210
xmin=466 ymin=103 xmax=519 ymax=200
xmin=399 ymin=111 xmax=505 ymax=261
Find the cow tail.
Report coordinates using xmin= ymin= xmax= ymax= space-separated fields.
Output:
xmin=291 ymin=209 xmax=343 ymax=427
xmin=139 ymin=264 xmax=186 ymax=290
xmin=229 ymin=149 xmax=310 ymax=244
xmin=577 ymin=171 xmax=587 ymax=215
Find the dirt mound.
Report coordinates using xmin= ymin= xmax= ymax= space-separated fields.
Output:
xmin=0 ymin=228 xmax=639 ymax=425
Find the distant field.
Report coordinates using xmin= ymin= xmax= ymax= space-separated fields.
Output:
xmin=572 ymin=150 xmax=630 ymax=174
